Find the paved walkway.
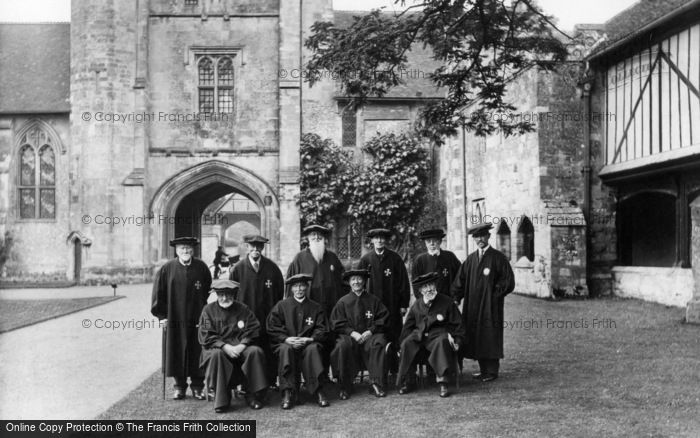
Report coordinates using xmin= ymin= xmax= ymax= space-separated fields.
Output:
xmin=0 ymin=283 xmax=162 ymax=419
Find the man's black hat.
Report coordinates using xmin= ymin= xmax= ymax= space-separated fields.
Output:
xmin=169 ymin=236 xmax=199 ymax=247
xmin=467 ymin=223 xmax=493 ymax=237
xmin=285 ymin=273 xmax=313 ymax=285
xmin=302 ymin=224 xmax=331 ymax=236
xmin=411 ymin=272 xmax=440 ymax=288
xmin=342 ymin=269 xmax=371 ymax=281
xmin=366 ymin=228 xmax=392 ymax=238
xmin=419 ymin=229 xmax=446 ymax=240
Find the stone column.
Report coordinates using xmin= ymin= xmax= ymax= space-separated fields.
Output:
xmin=277 ymin=0 xmax=302 ymax=267
xmin=686 ymin=199 xmax=700 ymax=323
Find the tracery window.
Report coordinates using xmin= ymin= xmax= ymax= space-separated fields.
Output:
xmin=18 ymin=127 xmax=56 ymax=219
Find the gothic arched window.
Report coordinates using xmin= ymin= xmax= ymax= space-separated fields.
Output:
xmin=516 ymin=216 xmax=534 ymax=262
xmin=18 ymin=127 xmax=56 ymax=219
xmin=197 ymin=55 xmax=234 ymax=114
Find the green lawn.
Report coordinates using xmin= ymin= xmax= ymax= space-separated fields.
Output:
xmin=0 ymin=296 xmax=124 ymax=333
xmin=98 ymin=295 xmax=700 ymax=437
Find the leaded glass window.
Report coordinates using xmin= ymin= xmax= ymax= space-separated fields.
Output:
xmin=18 ymin=130 xmax=56 ymax=219
xmin=197 ymin=55 xmax=234 ymax=114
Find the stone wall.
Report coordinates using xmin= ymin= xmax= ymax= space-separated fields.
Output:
xmin=612 ymin=266 xmax=693 ymax=308
xmin=0 ymin=115 xmax=71 ymax=282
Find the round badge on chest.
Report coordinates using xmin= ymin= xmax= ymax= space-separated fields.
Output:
xmin=237 ymin=320 xmax=245 ymax=329
xmin=483 ymin=267 xmax=490 ymax=276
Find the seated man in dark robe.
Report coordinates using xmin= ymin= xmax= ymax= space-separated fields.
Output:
xmin=266 ymin=274 xmax=331 ymax=409
xmin=330 ymin=269 xmax=391 ymax=400
xmin=198 ymin=279 xmax=268 ymax=413
xmin=397 ymin=272 xmax=465 ymax=398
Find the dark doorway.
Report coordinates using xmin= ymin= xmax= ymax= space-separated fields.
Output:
xmin=173 ymin=184 xmax=260 ymax=260
xmin=73 ymin=239 xmax=81 ymax=282
xmin=618 ymin=192 xmax=676 ymax=266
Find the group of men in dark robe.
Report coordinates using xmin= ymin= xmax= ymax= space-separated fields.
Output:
xmin=151 ymin=220 xmax=515 ymax=412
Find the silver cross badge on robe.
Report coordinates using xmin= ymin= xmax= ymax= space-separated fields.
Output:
xmin=194 ymin=281 xmax=202 ymax=290
xmin=305 ymin=317 xmax=313 ymax=325
xmin=365 ymin=311 xmax=373 ymax=319
xmin=265 ymin=280 xmax=272 ymax=288
xmin=384 ymin=269 xmax=391 ymax=277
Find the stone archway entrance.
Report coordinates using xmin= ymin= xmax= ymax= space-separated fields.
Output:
xmin=149 ymin=161 xmax=280 ymax=264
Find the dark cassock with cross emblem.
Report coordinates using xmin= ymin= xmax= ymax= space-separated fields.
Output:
xmin=411 ymin=250 xmax=462 ymax=299
xmin=330 ymin=287 xmax=391 ymax=389
xmin=151 ymin=257 xmax=212 ymax=379
xmin=450 ymin=246 xmax=515 ymax=360
xmin=229 ymin=254 xmax=284 ymax=379
xmin=286 ymin=250 xmax=345 ymax=316
xmin=266 ymin=296 xmax=330 ymax=394
xmin=198 ymin=299 xmax=268 ymax=410
xmin=357 ymin=249 xmax=410 ymax=343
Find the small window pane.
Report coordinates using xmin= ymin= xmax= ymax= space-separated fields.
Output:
xmin=341 ymin=110 xmax=356 ymax=147
xmin=199 ymin=89 xmax=214 ymax=113
xmin=20 ymin=188 xmax=35 ymax=219
xmin=198 ymin=58 xmax=214 ymax=86
xmin=218 ymin=57 xmax=233 ymax=86
xmin=39 ymin=146 xmax=55 ymax=186
xmin=40 ymin=189 xmax=56 ymax=219
xmin=218 ymin=88 xmax=233 ymax=113
xmin=20 ymin=146 xmax=35 ymax=186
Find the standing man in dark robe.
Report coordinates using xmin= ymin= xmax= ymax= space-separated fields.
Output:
xmin=397 ymin=273 xmax=464 ymax=398
xmin=286 ymin=224 xmax=345 ymax=317
xmin=198 ymin=279 xmax=268 ymax=413
xmin=357 ymin=228 xmax=410 ymax=347
xmin=451 ymin=222 xmax=515 ymax=382
xmin=330 ymin=269 xmax=390 ymax=400
xmin=229 ymin=234 xmax=284 ymax=383
xmin=266 ymin=274 xmax=331 ymax=409
xmin=151 ymin=236 xmax=212 ymax=400
xmin=411 ymin=229 xmax=461 ymax=299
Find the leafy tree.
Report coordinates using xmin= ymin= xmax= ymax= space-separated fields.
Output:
xmin=304 ymin=0 xmax=569 ymax=143
xmin=299 ymin=133 xmax=357 ymax=228
xmin=349 ymin=132 xmax=430 ymax=257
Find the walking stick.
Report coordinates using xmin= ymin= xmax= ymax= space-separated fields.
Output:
xmin=162 ymin=323 xmax=167 ymax=400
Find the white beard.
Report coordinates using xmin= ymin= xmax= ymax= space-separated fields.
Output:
xmin=309 ymin=239 xmax=326 ymax=264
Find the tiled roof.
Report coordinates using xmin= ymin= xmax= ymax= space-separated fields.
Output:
xmin=0 ymin=23 xmax=71 ymax=113
xmin=587 ymin=0 xmax=699 ymax=59
xmin=332 ymin=11 xmax=444 ymax=99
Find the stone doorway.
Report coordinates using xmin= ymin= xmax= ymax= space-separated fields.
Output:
xmin=149 ymin=161 xmax=280 ymax=264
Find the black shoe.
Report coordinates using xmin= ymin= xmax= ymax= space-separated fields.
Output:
xmin=207 ymin=388 xmax=216 ymax=399
xmin=398 ymin=383 xmax=413 ymax=395
xmin=316 ymin=390 xmax=330 ymax=407
xmin=246 ymin=396 xmax=263 ymax=410
xmin=339 ymin=389 xmax=350 ymax=400
xmin=480 ymin=374 xmax=498 ymax=382
xmin=281 ymin=389 xmax=293 ymax=410
xmin=214 ymin=406 xmax=227 ymax=413
xmin=192 ymin=388 xmax=205 ymax=400
xmin=472 ymin=372 xmax=483 ymax=380
xmin=439 ymin=383 xmax=450 ymax=398
xmin=370 ymin=383 xmax=386 ymax=398
xmin=173 ymin=389 xmax=185 ymax=400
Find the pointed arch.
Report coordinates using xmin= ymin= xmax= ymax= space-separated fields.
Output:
xmin=149 ymin=160 xmax=280 ymax=262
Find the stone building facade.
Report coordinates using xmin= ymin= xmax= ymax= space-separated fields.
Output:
xmin=440 ymin=0 xmax=700 ymax=323
xmin=0 ymin=1 xmax=438 ymax=285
